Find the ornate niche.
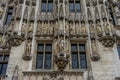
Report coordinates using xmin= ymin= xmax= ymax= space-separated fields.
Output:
xmin=7 ymin=32 xmax=25 ymax=46
xmin=90 ymin=38 xmax=100 ymax=61
xmin=22 ymin=39 xmax=32 ymax=60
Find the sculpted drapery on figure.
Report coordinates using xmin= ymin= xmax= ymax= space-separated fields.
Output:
xmin=21 ymin=20 xmax=27 ymax=35
xmin=0 ymin=4 xmax=4 ymax=19
xmin=75 ymin=21 xmax=80 ymax=34
xmin=37 ymin=21 xmax=42 ymax=35
xmin=103 ymin=18 xmax=110 ymax=35
xmin=96 ymin=20 xmax=102 ymax=36
xmin=81 ymin=21 xmax=86 ymax=35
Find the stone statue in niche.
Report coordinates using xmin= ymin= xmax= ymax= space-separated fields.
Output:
xmin=21 ymin=21 xmax=27 ymax=35
xmin=81 ymin=21 xmax=86 ymax=35
xmin=96 ymin=20 xmax=102 ymax=36
xmin=109 ymin=20 xmax=116 ymax=35
xmin=65 ymin=24 xmax=69 ymax=35
xmin=1 ymin=36 xmax=6 ymax=47
xmin=28 ymin=22 xmax=33 ymax=35
xmin=43 ymin=22 xmax=48 ymax=34
xmin=91 ymin=39 xmax=97 ymax=54
xmin=26 ymin=40 xmax=32 ymax=56
xmin=89 ymin=21 xmax=94 ymax=34
xmin=58 ymin=38 xmax=65 ymax=52
xmin=69 ymin=22 xmax=75 ymax=35
xmin=0 ymin=5 xmax=4 ymax=19
xmin=8 ymin=21 xmax=14 ymax=32
xmin=54 ymin=22 xmax=58 ymax=34
xmin=49 ymin=22 xmax=53 ymax=34
xmin=75 ymin=22 xmax=80 ymax=34
xmin=103 ymin=19 xmax=110 ymax=35
xmin=37 ymin=21 xmax=42 ymax=35
xmin=114 ymin=6 xmax=120 ymax=17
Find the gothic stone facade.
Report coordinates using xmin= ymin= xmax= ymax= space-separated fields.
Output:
xmin=0 ymin=0 xmax=120 ymax=80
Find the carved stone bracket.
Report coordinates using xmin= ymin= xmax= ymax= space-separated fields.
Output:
xmin=7 ymin=32 xmax=25 ymax=46
xmin=115 ymin=77 xmax=120 ymax=80
xmin=98 ymin=36 xmax=116 ymax=47
xmin=22 ymin=53 xmax=32 ymax=60
xmin=91 ymin=53 xmax=100 ymax=61
xmin=54 ymin=52 xmax=69 ymax=71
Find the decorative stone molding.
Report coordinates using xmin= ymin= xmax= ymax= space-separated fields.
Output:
xmin=7 ymin=32 xmax=25 ymax=46
xmin=54 ymin=52 xmax=69 ymax=71
xmin=98 ymin=36 xmax=116 ymax=47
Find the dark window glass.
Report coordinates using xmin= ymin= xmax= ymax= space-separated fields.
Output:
xmin=80 ymin=53 xmax=87 ymax=69
xmin=71 ymin=44 xmax=77 ymax=51
xmin=1 ymin=64 xmax=8 ymax=74
xmin=5 ymin=7 xmax=13 ymax=25
xmin=75 ymin=1 xmax=80 ymax=12
xmin=41 ymin=1 xmax=46 ymax=12
xmin=4 ymin=55 xmax=9 ymax=61
xmin=117 ymin=46 xmax=120 ymax=57
xmin=46 ymin=44 xmax=52 ymax=51
xmin=36 ymin=53 xmax=43 ymax=69
xmin=44 ymin=52 xmax=51 ymax=69
xmin=79 ymin=44 xmax=85 ymax=51
xmin=0 ymin=64 xmax=2 ymax=74
xmin=72 ymin=53 xmax=79 ymax=69
xmin=0 ymin=55 xmax=3 ymax=61
xmin=38 ymin=44 xmax=44 ymax=50
xmin=69 ymin=1 xmax=74 ymax=12
xmin=48 ymin=1 xmax=53 ymax=12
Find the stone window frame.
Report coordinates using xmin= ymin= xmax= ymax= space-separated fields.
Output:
xmin=69 ymin=0 xmax=81 ymax=12
xmin=35 ymin=40 xmax=53 ymax=70
xmin=0 ymin=49 xmax=10 ymax=75
xmin=4 ymin=6 xmax=13 ymax=25
xmin=70 ymin=41 xmax=87 ymax=70
xmin=41 ymin=0 xmax=53 ymax=12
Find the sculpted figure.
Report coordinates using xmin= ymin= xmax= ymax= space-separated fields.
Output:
xmin=69 ymin=22 xmax=75 ymax=34
xmin=43 ymin=22 xmax=48 ymax=34
xmin=26 ymin=41 xmax=32 ymax=55
xmin=0 ymin=5 xmax=4 ymax=19
xmin=49 ymin=22 xmax=53 ymax=34
xmin=91 ymin=39 xmax=97 ymax=54
xmin=109 ymin=21 xmax=115 ymax=35
xmin=21 ymin=21 xmax=27 ymax=34
xmin=103 ymin=19 xmax=110 ymax=35
xmin=54 ymin=22 xmax=58 ymax=34
xmin=8 ymin=21 xmax=14 ymax=32
xmin=28 ymin=22 xmax=33 ymax=35
xmin=37 ymin=21 xmax=42 ymax=35
xmin=65 ymin=25 xmax=69 ymax=35
xmin=75 ymin=22 xmax=80 ymax=34
xmin=89 ymin=21 xmax=94 ymax=34
xmin=96 ymin=20 xmax=102 ymax=34
xmin=81 ymin=21 xmax=86 ymax=35
xmin=114 ymin=6 xmax=120 ymax=17
xmin=1 ymin=36 xmax=6 ymax=47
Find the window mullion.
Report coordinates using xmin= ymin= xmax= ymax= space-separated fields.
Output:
xmin=77 ymin=43 xmax=80 ymax=69
xmin=43 ymin=43 xmax=46 ymax=69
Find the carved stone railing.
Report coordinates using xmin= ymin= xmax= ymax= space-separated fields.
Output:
xmin=23 ymin=70 xmax=86 ymax=80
